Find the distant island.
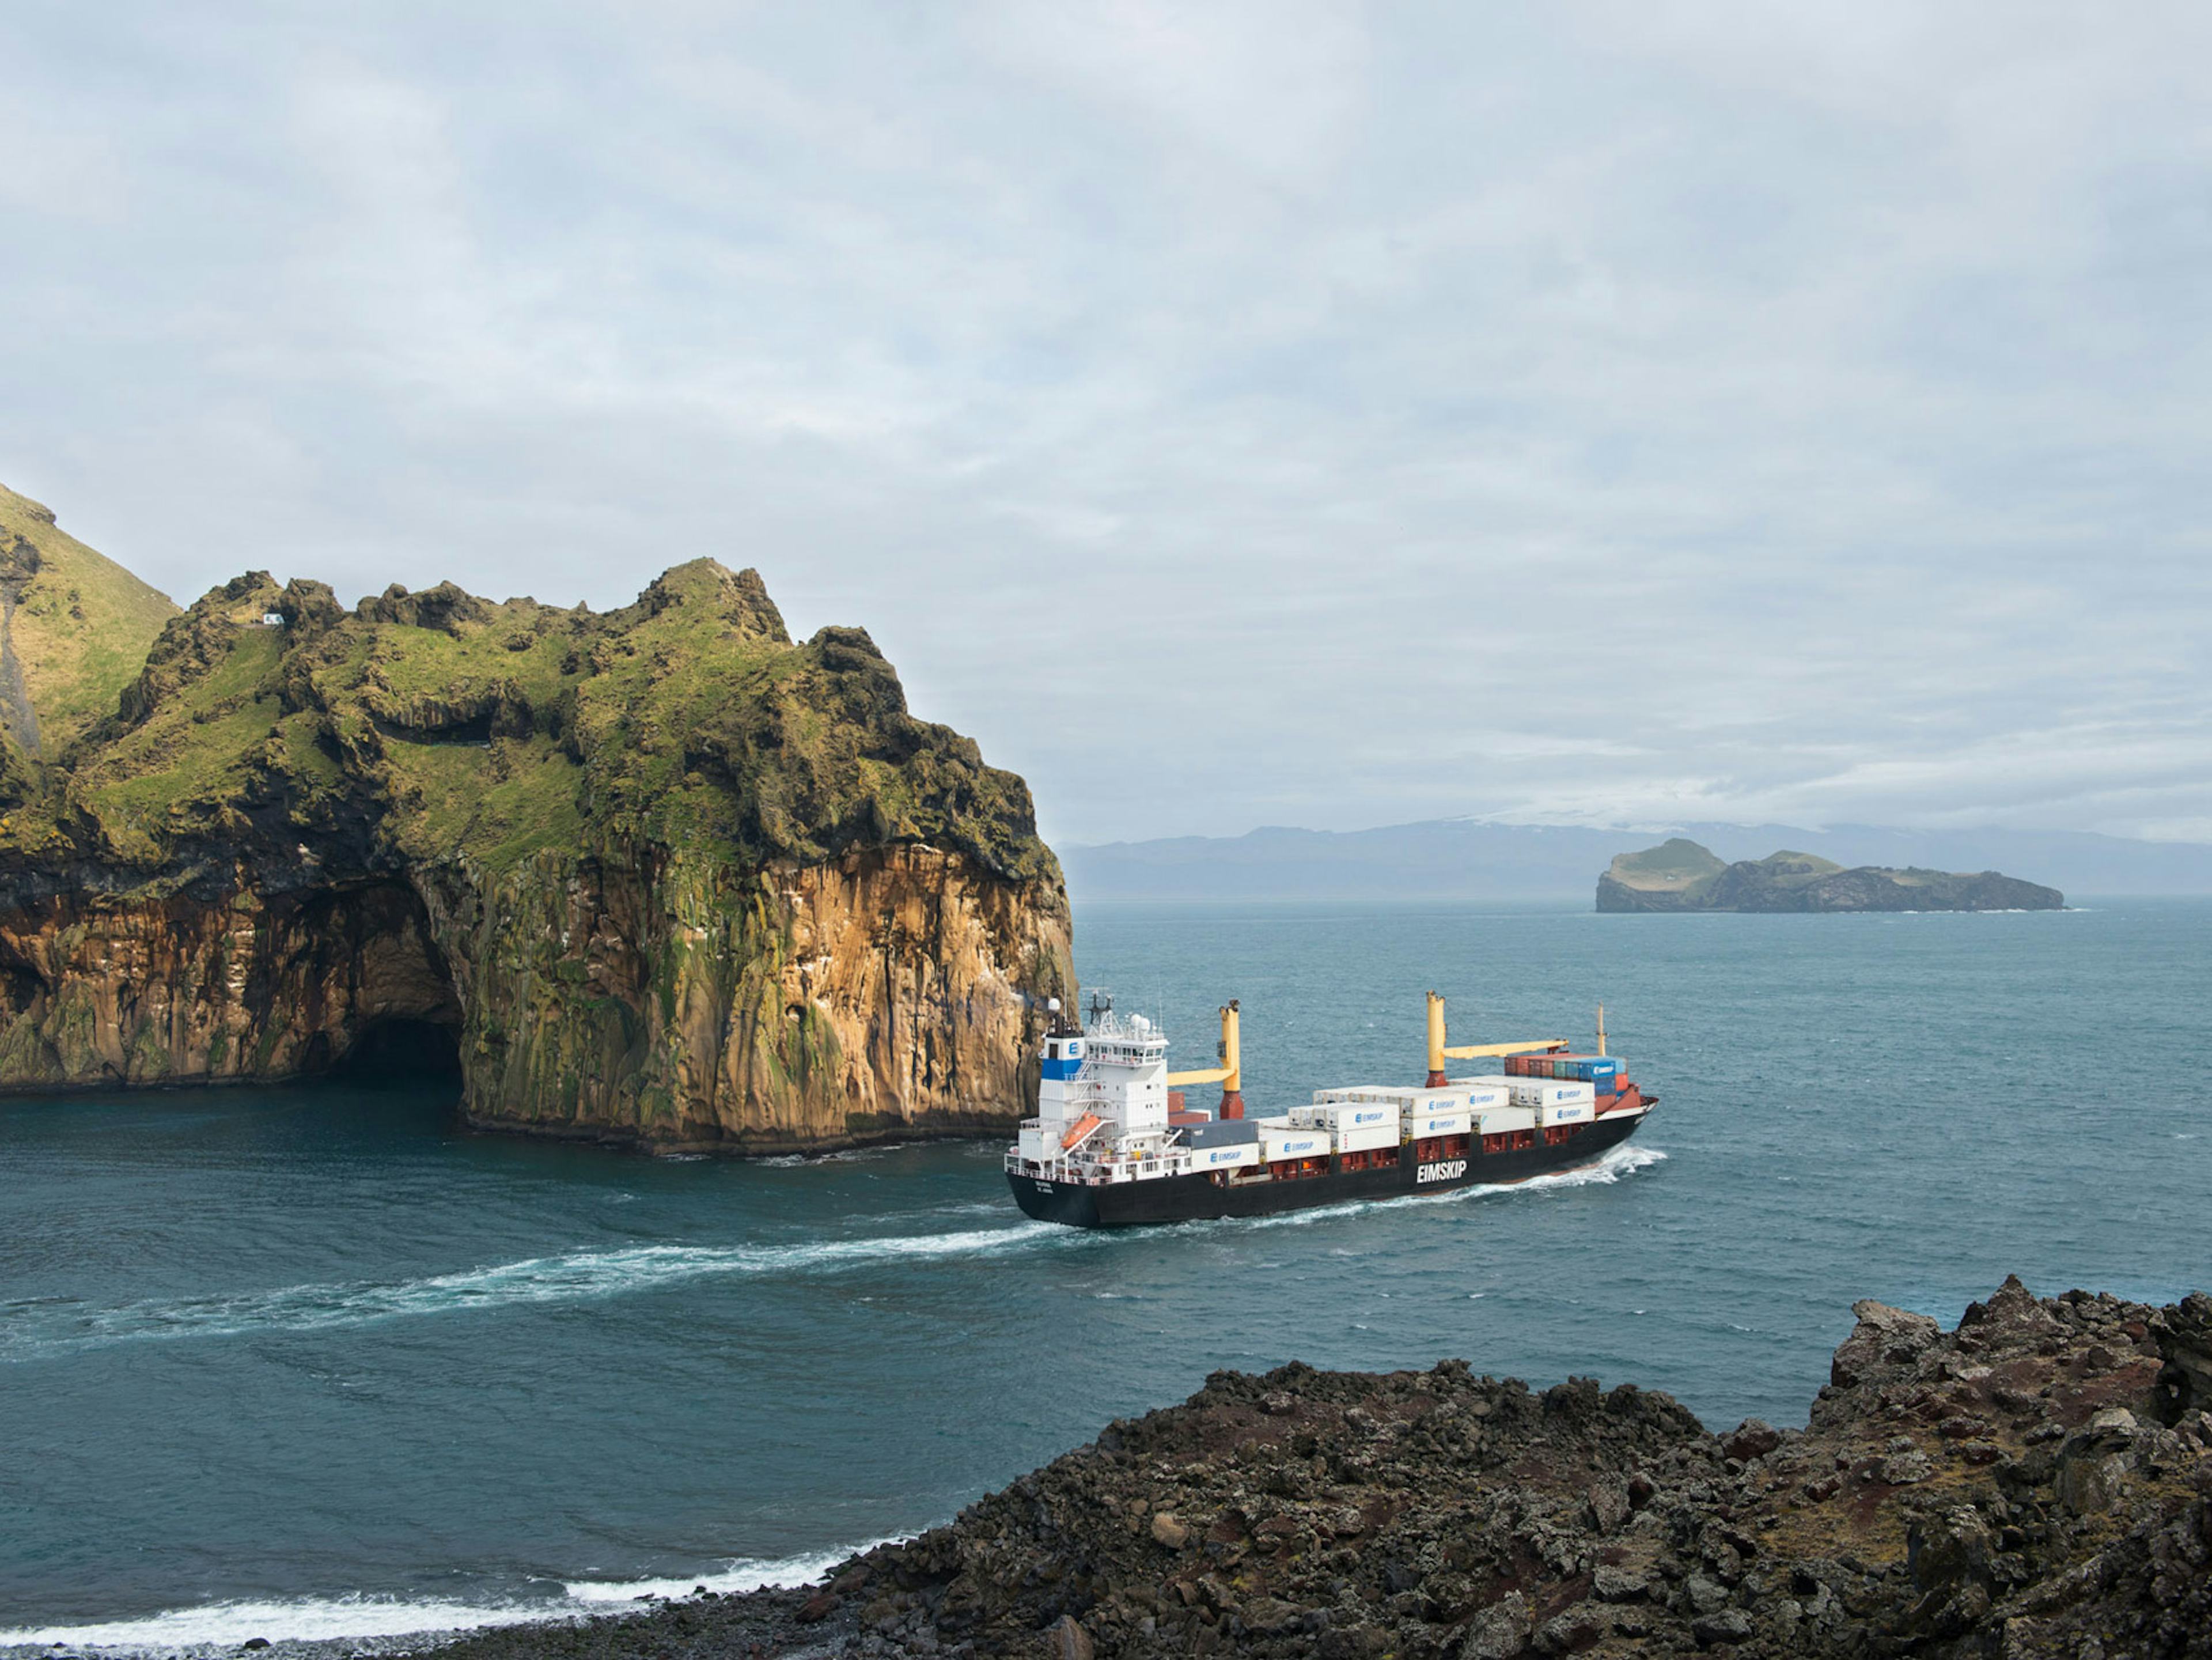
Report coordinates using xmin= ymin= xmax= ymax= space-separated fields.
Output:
xmin=1597 ymin=838 xmax=2065 ymax=913
xmin=1059 ymin=819 xmax=2212 ymax=902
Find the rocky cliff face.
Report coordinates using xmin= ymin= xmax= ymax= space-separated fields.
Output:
xmin=1598 ymin=841 xmax=2065 ymax=913
xmin=418 ymin=1280 xmax=2212 ymax=1659
xmin=0 ymin=540 xmax=1072 ymax=1150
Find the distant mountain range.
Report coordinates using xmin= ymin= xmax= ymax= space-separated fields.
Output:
xmin=1062 ymin=818 xmax=2212 ymax=902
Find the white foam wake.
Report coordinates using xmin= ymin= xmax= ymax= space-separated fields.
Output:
xmin=0 ymin=1223 xmax=1069 ymax=1360
xmin=0 ymin=1545 xmax=879 ymax=1658
xmin=1244 ymin=1143 xmax=1668 ymax=1230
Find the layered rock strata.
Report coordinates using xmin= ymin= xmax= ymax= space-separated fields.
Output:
xmin=419 ymin=1280 xmax=2212 ymax=1657
xmin=0 ymin=550 xmax=1071 ymax=1150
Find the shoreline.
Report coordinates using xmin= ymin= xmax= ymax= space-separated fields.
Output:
xmin=415 ymin=1280 xmax=2210 ymax=1659
xmin=0 ymin=1071 xmax=1024 ymax=1163
xmin=25 ymin=1277 xmax=2198 ymax=1659
xmin=0 ymin=1548 xmax=881 ymax=1660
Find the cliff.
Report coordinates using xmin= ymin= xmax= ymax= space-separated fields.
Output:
xmin=414 ymin=1280 xmax=2212 ymax=1659
xmin=1597 ymin=840 xmax=2065 ymax=913
xmin=0 ymin=482 xmax=178 ymax=794
xmin=0 ymin=505 xmax=1073 ymax=1151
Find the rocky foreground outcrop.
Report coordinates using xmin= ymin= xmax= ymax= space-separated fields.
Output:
xmin=422 ymin=1281 xmax=2212 ymax=1658
xmin=0 ymin=514 xmax=1073 ymax=1150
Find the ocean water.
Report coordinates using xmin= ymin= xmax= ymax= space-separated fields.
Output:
xmin=3 ymin=898 xmax=2208 ymax=1654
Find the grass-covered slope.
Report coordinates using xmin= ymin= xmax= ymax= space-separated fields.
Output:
xmin=10 ymin=558 xmax=1052 ymax=893
xmin=0 ymin=483 xmax=177 ymax=793
xmin=1602 ymin=837 xmax=1727 ymax=901
xmin=0 ymin=546 xmax=1069 ymax=1146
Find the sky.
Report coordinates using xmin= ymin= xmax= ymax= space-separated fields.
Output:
xmin=3 ymin=2 xmax=2208 ymax=848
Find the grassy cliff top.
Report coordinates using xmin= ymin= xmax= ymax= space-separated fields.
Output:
xmin=7 ymin=555 xmax=1055 ymax=891
xmin=1604 ymin=837 xmax=1728 ymax=890
xmin=1738 ymin=848 xmax=1845 ymax=885
xmin=0 ymin=484 xmax=179 ymax=778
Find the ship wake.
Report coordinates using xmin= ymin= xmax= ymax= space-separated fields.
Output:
xmin=1242 ymin=1143 xmax=1668 ymax=1231
xmin=0 ymin=1224 xmax=1073 ymax=1360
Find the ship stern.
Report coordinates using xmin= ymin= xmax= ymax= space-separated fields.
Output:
xmin=1007 ymin=1170 xmax=1104 ymax=1228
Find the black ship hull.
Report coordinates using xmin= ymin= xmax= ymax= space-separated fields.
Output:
xmin=1008 ymin=1110 xmax=1649 ymax=1229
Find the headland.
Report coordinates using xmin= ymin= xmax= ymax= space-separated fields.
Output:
xmin=0 ymin=483 xmax=1073 ymax=1151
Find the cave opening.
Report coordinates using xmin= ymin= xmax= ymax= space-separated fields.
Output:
xmin=333 ymin=1017 xmax=463 ymax=1081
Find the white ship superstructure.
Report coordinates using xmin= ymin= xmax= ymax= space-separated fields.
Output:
xmin=1015 ymin=994 xmax=1217 ymax=1187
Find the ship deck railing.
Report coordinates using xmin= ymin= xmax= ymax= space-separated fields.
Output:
xmin=1004 ymin=1148 xmax=1194 ymax=1185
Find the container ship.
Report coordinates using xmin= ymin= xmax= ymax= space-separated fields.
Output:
xmin=1005 ymin=992 xmax=1657 ymax=1228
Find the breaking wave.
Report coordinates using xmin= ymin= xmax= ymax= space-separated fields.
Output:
xmin=0 ymin=1544 xmax=879 ymax=1658
xmin=0 ymin=1224 xmax=1071 ymax=1361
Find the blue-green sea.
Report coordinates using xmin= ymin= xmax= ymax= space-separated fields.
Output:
xmin=3 ymin=899 xmax=2207 ymax=1654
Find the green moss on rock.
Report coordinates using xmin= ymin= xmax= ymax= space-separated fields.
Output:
xmin=0 ymin=542 xmax=1071 ymax=1149
xmin=25 ymin=557 xmax=1051 ymax=888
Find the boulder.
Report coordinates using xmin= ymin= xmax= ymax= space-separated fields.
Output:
xmin=1724 ymin=1419 xmax=1783 ymax=1462
xmin=1832 ymin=1302 xmax=1940 ymax=1387
xmin=1461 ymin=1592 xmax=1533 ymax=1659
xmin=1908 ymin=1506 xmax=1993 ymax=1590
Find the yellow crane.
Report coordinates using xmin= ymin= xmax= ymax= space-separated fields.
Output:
xmin=1166 ymin=999 xmax=1244 ymax=1118
xmin=1424 ymin=990 xmax=1566 ymax=1086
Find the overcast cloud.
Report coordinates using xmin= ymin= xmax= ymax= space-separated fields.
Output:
xmin=3 ymin=2 xmax=2208 ymax=846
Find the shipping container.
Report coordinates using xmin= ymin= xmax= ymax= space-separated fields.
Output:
xmin=1340 ymin=1087 xmax=1422 ymax=1107
xmin=1535 ymin=1054 xmax=1623 ymax=1087
xmin=1259 ymin=1126 xmax=1330 ymax=1162
xmin=1334 ymin=1120 xmax=1400 ymax=1154
xmin=1475 ymin=1105 xmax=1536 ymax=1136
xmin=1538 ymin=1099 xmax=1593 ymax=1128
xmin=1194 ymin=1141 xmax=1260 ymax=1172
xmin=1407 ymin=1109 xmax=1473 ymax=1140
xmin=1183 ymin=1118 xmax=1259 ymax=1149
xmin=1448 ymin=1080 xmax=1512 ymax=1112
xmin=1507 ymin=1079 xmax=1596 ymax=1108
xmin=1291 ymin=1101 xmax=1396 ymax=1132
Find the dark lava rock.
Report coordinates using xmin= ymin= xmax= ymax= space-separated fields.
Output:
xmin=411 ymin=1278 xmax=2212 ymax=1659
xmin=1724 ymin=1417 xmax=1783 ymax=1461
